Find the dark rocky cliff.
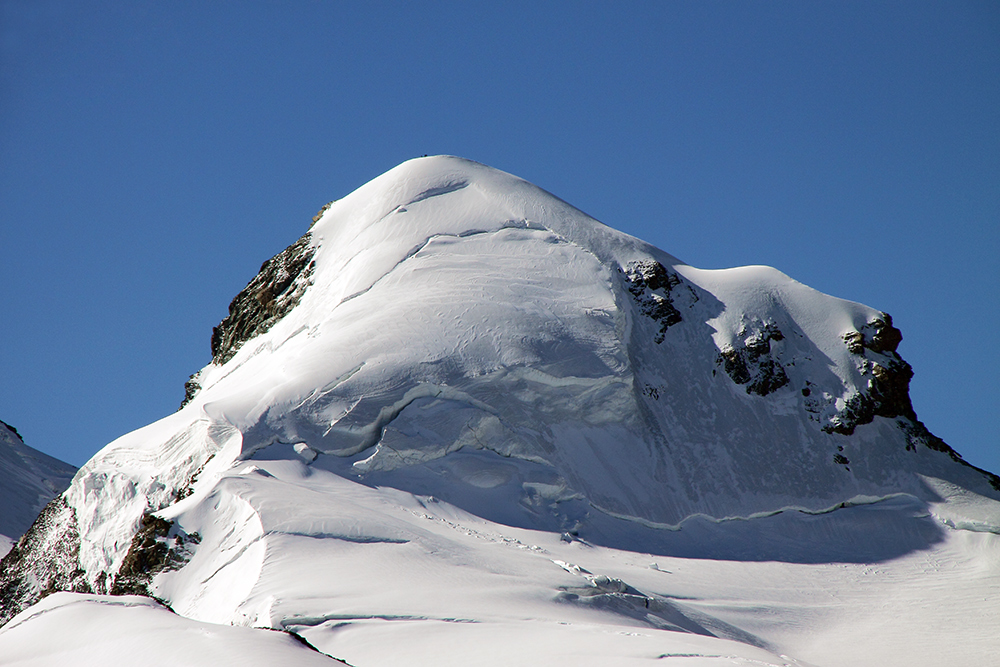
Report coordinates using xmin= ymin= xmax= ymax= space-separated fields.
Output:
xmin=180 ymin=225 xmax=318 ymax=409
xmin=210 ymin=231 xmax=316 ymax=365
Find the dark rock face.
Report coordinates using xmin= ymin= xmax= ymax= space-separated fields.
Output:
xmin=0 ymin=497 xmax=89 ymax=625
xmin=111 ymin=513 xmax=199 ymax=597
xmin=181 ymin=211 xmax=325 ymax=407
xmin=818 ymin=313 xmax=1000 ymax=491
xmin=826 ymin=314 xmax=915 ymax=435
xmin=210 ymin=232 xmax=316 ymax=366
xmin=623 ymin=260 xmax=684 ymax=344
xmin=718 ymin=321 xmax=789 ymax=396
xmin=178 ymin=373 xmax=202 ymax=410
xmin=843 ymin=314 xmax=903 ymax=355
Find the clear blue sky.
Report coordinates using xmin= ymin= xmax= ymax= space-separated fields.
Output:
xmin=2 ymin=1 xmax=997 ymax=474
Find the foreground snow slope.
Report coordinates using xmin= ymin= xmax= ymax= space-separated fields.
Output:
xmin=0 ymin=421 xmax=75 ymax=557
xmin=1 ymin=156 xmax=997 ymax=665
xmin=159 ymin=459 xmax=999 ymax=667
xmin=3 ymin=460 xmax=998 ymax=666
xmin=0 ymin=592 xmax=342 ymax=666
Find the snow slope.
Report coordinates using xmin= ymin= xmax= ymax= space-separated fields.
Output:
xmin=2 ymin=156 xmax=997 ymax=665
xmin=0 ymin=592 xmax=341 ymax=666
xmin=3 ymin=460 xmax=996 ymax=666
xmin=0 ymin=421 xmax=75 ymax=557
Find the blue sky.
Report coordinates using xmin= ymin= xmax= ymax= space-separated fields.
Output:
xmin=1 ymin=1 xmax=997 ymax=474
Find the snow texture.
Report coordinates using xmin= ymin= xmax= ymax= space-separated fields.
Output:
xmin=2 ymin=157 xmax=998 ymax=665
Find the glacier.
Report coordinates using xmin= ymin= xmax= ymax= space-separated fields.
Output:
xmin=1 ymin=156 xmax=997 ymax=666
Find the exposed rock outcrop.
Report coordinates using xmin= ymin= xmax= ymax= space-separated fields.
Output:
xmin=178 ymin=372 xmax=202 ymax=410
xmin=826 ymin=314 xmax=914 ymax=435
xmin=181 ymin=225 xmax=317 ymax=408
xmin=0 ymin=443 xmax=218 ymax=625
xmin=623 ymin=260 xmax=684 ymax=344
xmin=842 ymin=314 xmax=903 ymax=355
xmin=111 ymin=513 xmax=199 ymax=598
xmin=718 ymin=321 xmax=789 ymax=396
xmin=210 ymin=232 xmax=316 ymax=366
xmin=0 ymin=497 xmax=88 ymax=625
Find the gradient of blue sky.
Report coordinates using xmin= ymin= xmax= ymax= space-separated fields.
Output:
xmin=1 ymin=1 xmax=997 ymax=473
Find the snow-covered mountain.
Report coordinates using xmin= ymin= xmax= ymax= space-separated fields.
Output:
xmin=2 ymin=156 xmax=998 ymax=666
xmin=0 ymin=420 xmax=75 ymax=558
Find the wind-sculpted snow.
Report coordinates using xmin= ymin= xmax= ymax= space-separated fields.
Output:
xmin=3 ymin=157 xmax=999 ymax=664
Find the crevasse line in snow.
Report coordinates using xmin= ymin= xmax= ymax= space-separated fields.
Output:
xmin=589 ymin=492 xmax=925 ymax=531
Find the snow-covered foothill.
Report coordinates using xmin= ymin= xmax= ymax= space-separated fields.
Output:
xmin=2 ymin=157 xmax=998 ymax=665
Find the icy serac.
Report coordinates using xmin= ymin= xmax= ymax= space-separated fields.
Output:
xmin=2 ymin=156 xmax=998 ymax=666
xmin=0 ymin=420 xmax=75 ymax=557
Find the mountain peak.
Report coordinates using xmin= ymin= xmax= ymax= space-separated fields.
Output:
xmin=166 ymin=156 xmax=996 ymax=533
xmin=3 ymin=159 xmax=997 ymax=665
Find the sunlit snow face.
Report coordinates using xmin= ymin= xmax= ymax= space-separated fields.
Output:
xmin=176 ymin=158 xmax=969 ymax=539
